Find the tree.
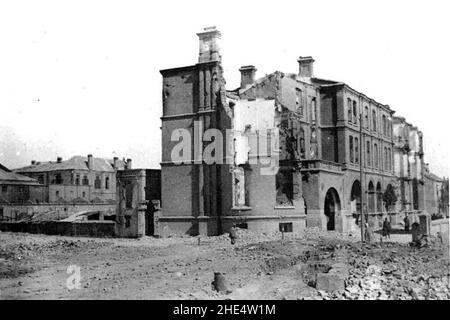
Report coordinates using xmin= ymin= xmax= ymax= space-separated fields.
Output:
xmin=383 ymin=184 xmax=398 ymax=213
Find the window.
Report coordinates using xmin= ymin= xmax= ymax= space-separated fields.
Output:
xmin=384 ymin=147 xmax=388 ymax=170
xmin=366 ymin=141 xmax=371 ymax=167
xmin=364 ymin=106 xmax=369 ymax=129
xmin=1 ymin=186 xmax=7 ymax=193
xmin=18 ymin=187 xmax=25 ymax=194
xmin=355 ymin=137 xmax=359 ymax=164
xmin=311 ymin=98 xmax=317 ymax=123
xmin=279 ymin=222 xmax=293 ymax=233
xmin=347 ymin=98 xmax=352 ymax=123
xmin=388 ymin=148 xmax=392 ymax=171
xmin=234 ymin=166 xmax=247 ymax=207
xmin=374 ymin=143 xmax=378 ymax=168
xmin=38 ymin=175 xmax=44 ymax=185
xmin=82 ymin=175 xmax=89 ymax=186
xmin=82 ymin=192 xmax=86 ymax=198
xmin=352 ymin=101 xmax=358 ymax=124
xmin=275 ymin=169 xmax=294 ymax=206
xmin=295 ymin=88 xmax=303 ymax=115
xmin=349 ymin=136 xmax=354 ymax=163
xmin=125 ymin=183 xmax=134 ymax=209
xmin=299 ymin=128 xmax=305 ymax=158
xmin=105 ymin=177 xmax=110 ymax=190
xmin=54 ymin=174 xmax=63 ymax=185
xmin=372 ymin=110 xmax=377 ymax=131
xmin=56 ymin=190 xmax=60 ymax=198
xmin=382 ymin=115 xmax=387 ymax=135
xmin=94 ymin=175 xmax=101 ymax=189
xmin=75 ymin=175 xmax=80 ymax=186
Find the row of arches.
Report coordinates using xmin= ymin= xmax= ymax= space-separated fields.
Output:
xmin=350 ymin=179 xmax=393 ymax=213
xmin=317 ymin=181 xmax=395 ymax=232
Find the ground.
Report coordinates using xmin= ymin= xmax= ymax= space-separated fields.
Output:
xmin=0 ymin=221 xmax=449 ymax=300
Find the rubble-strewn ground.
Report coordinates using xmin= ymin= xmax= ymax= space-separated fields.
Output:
xmin=0 ymin=221 xmax=449 ymax=300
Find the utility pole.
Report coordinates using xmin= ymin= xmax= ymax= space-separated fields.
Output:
xmin=360 ymin=112 xmax=365 ymax=243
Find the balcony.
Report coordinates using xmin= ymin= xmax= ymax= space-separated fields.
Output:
xmin=300 ymin=160 xmax=343 ymax=173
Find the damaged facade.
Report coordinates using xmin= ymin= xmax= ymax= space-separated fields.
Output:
xmin=159 ymin=27 xmax=445 ymax=236
xmin=116 ymin=169 xmax=161 ymax=237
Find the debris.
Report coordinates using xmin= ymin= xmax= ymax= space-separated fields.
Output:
xmin=211 ymin=272 xmax=232 ymax=294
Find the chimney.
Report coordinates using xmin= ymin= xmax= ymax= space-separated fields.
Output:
xmin=87 ymin=154 xmax=93 ymax=170
xmin=57 ymin=157 xmax=62 ymax=163
xmin=31 ymin=160 xmax=36 ymax=165
xmin=126 ymin=158 xmax=132 ymax=170
xmin=298 ymin=56 xmax=315 ymax=78
xmin=239 ymin=65 xmax=257 ymax=90
xmin=113 ymin=157 xmax=119 ymax=170
xmin=197 ymin=26 xmax=221 ymax=63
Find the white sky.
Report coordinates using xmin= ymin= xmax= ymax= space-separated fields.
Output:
xmin=0 ymin=0 xmax=449 ymax=177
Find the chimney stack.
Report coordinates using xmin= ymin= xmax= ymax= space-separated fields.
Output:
xmin=239 ymin=65 xmax=257 ymax=90
xmin=31 ymin=160 xmax=36 ymax=165
xmin=87 ymin=154 xmax=93 ymax=170
xmin=113 ymin=157 xmax=119 ymax=170
xmin=197 ymin=26 xmax=221 ymax=63
xmin=298 ymin=56 xmax=315 ymax=78
xmin=126 ymin=158 xmax=132 ymax=170
xmin=57 ymin=157 xmax=62 ymax=163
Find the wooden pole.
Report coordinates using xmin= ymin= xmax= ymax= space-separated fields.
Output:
xmin=360 ymin=112 xmax=365 ymax=242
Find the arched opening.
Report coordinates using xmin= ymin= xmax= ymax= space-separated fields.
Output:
xmin=324 ymin=188 xmax=341 ymax=231
xmin=376 ymin=182 xmax=382 ymax=212
xmin=350 ymin=180 xmax=361 ymax=214
xmin=368 ymin=181 xmax=375 ymax=213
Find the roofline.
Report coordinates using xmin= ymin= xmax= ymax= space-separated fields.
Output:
xmin=160 ymin=61 xmax=220 ymax=76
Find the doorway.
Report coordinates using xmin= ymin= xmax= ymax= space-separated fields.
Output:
xmin=324 ymin=188 xmax=341 ymax=231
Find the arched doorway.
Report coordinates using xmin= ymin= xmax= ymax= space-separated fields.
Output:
xmin=350 ymin=180 xmax=361 ymax=223
xmin=376 ymin=182 xmax=382 ymax=212
xmin=368 ymin=181 xmax=375 ymax=213
xmin=324 ymin=188 xmax=341 ymax=231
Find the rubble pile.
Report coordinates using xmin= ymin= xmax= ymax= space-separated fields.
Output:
xmin=323 ymin=243 xmax=450 ymax=300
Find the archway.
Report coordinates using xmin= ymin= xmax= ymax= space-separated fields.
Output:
xmin=376 ymin=182 xmax=382 ymax=212
xmin=350 ymin=180 xmax=361 ymax=214
xmin=368 ymin=181 xmax=375 ymax=213
xmin=324 ymin=188 xmax=341 ymax=231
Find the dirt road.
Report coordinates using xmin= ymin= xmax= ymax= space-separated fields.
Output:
xmin=0 ymin=227 xmax=449 ymax=300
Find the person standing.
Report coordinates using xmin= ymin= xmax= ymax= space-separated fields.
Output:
xmin=382 ymin=218 xmax=391 ymax=239
xmin=229 ymin=225 xmax=237 ymax=245
xmin=404 ymin=214 xmax=410 ymax=232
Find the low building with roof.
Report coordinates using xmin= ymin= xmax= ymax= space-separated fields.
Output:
xmin=14 ymin=154 xmax=130 ymax=204
xmin=0 ymin=163 xmax=45 ymax=205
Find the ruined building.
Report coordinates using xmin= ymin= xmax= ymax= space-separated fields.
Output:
xmin=158 ymin=27 xmax=443 ymax=236
xmin=393 ymin=117 xmax=425 ymax=212
xmin=116 ymin=168 xmax=161 ymax=237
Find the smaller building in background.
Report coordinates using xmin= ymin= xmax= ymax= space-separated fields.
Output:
xmin=14 ymin=154 xmax=130 ymax=204
xmin=0 ymin=163 xmax=45 ymax=205
xmin=423 ymin=164 xmax=444 ymax=217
